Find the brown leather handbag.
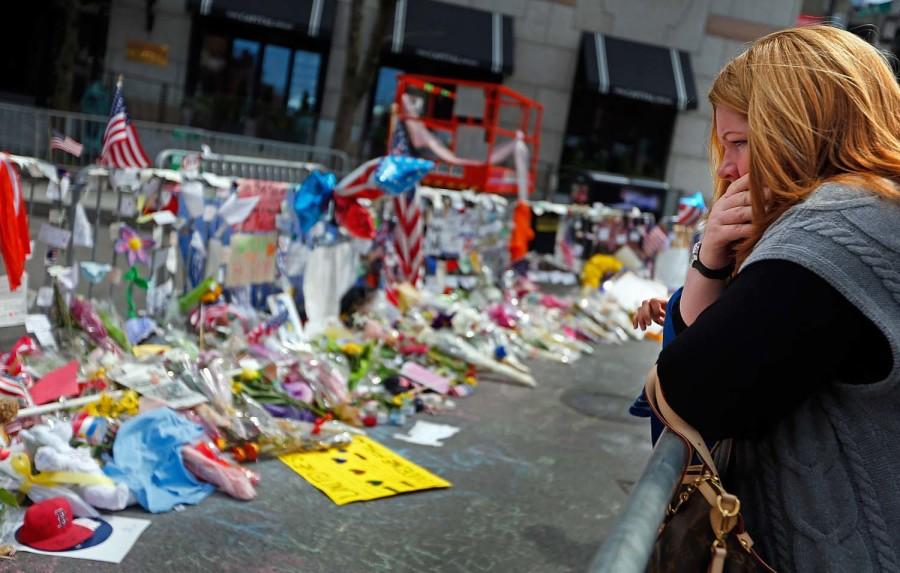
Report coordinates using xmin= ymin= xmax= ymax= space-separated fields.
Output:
xmin=644 ymin=367 xmax=776 ymax=573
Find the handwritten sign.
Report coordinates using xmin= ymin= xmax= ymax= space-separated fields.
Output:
xmin=279 ymin=435 xmax=451 ymax=505
xmin=225 ymin=233 xmax=277 ymax=287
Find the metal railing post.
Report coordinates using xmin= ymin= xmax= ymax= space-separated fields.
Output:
xmin=587 ymin=430 xmax=687 ymax=573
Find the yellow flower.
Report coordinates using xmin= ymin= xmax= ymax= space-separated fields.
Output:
xmin=391 ymin=395 xmax=404 ymax=407
xmin=232 ymin=381 xmax=245 ymax=395
xmin=341 ymin=342 xmax=363 ymax=356
xmin=83 ymin=391 xmax=140 ymax=418
xmin=117 ymin=391 xmax=140 ymax=416
xmin=239 ymin=369 xmax=260 ymax=382
xmin=465 ymin=376 xmax=478 ymax=387
xmin=581 ymin=254 xmax=623 ymax=289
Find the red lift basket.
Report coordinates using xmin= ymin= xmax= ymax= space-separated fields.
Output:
xmin=388 ymin=74 xmax=543 ymax=195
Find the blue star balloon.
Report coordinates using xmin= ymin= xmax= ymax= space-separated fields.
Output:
xmin=374 ymin=156 xmax=434 ymax=196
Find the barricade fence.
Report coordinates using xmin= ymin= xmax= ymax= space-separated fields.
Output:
xmin=9 ymin=154 xmax=513 ymax=327
xmin=0 ymin=102 xmax=350 ymax=175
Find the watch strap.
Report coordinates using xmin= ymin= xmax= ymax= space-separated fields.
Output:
xmin=691 ymin=243 xmax=734 ymax=280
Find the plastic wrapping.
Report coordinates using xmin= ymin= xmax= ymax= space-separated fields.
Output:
xmin=70 ymin=298 xmax=116 ymax=352
xmin=182 ymin=442 xmax=257 ymax=500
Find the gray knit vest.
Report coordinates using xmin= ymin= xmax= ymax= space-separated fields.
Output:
xmin=732 ymin=183 xmax=900 ymax=572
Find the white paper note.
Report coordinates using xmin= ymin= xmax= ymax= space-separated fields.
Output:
xmin=181 ymin=180 xmax=206 ymax=218
xmin=119 ymin=195 xmax=136 ymax=217
xmin=393 ymin=421 xmax=460 ymax=447
xmin=35 ymin=286 xmax=54 ymax=308
xmin=25 ymin=313 xmax=56 ymax=348
xmin=218 ymin=194 xmax=260 ymax=226
xmin=38 ymin=223 xmax=72 ymax=249
xmin=59 ymin=175 xmax=71 ymax=200
xmin=45 ymin=180 xmax=60 ymax=200
xmin=73 ymin=203 xmax=94 ymax=248
xmin=0 ymin=274 xmax=27 ymax=327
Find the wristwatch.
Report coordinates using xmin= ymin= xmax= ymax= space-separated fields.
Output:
xmin=690 ymin=242 xmax=734 ymax=280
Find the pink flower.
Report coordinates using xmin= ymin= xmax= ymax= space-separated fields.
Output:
xmin=114 ymin=225 xmax=153 ymax=266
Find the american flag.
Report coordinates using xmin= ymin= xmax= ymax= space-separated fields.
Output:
xmin=388 ymin=121 xmax=423 ymax=284
xmin=642 ymin=225 xmax=670 ymax=258
xmin=0 ymin=373 xmax=29 ymax=401
xmin=675 ymin=203 xmax=702 ymax=226
xmin=334 ymin=158 xmax=381 ymax=199
xmin=50 ymin=130 xmax=83 ymax=158
xmin=99 ymin=80 xmax=150 ymax=168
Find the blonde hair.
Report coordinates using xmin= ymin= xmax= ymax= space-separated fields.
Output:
xmin=709 ymin=25 xmax=900 ymax=265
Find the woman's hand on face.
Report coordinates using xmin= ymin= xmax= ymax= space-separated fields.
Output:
xmin=701 ymin=174 xmax=754 ymax=269
xmin=633 ymin=298 xmax=668 ymax=330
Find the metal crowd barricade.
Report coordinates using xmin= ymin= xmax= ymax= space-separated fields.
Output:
xmin=154 ymin=149 xmax=325 ymax=183
xmin=587 ymin=430 xmax=689 ymax=572
xmin=0 ymin=101 xmax=350 ymax=174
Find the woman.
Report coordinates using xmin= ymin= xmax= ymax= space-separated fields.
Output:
xmin=654 ymin=26 xmax=900 ymax=571
xmin=630 ymin=129 xmax=754 ymax=439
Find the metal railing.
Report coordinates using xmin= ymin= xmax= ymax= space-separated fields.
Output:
xmin=155 ymin=149 xmax=324 ymax=183
xmin=0 ymin=101 xmax=350 ymax=175
xmin=587 ymin=430 xmax=688 ymax=572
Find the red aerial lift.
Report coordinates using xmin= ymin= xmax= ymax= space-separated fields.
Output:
xmin=388 ymin=74 xmax=543 ymax=195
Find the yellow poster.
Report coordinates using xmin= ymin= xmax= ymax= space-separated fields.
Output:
xmin=279 ymin=435 xmax=451 ymax=505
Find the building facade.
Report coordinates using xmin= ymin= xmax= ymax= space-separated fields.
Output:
xmin=16 ymin=0 xmax=900 ymax=208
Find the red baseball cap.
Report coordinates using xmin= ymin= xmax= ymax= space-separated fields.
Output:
xmin=16 ymin=497 xmax=95 ymax=551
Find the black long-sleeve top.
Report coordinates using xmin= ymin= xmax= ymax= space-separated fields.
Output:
xmin=657 ymin=259 xmax=893 ymax=442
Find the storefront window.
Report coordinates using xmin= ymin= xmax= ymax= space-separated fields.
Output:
xmin=230 ymin=39 xmax=260 ymax=102
xmin=188 ymin=22 xmax=326 ymax=145
xmin=197 ymin=35 xmax=228 ymax=96
xmin=288 ymin=50 xmax=321 ymax=112
xmin=561 ymin=91 xmax=676 ymax=180
xmin=260 ymin=45 xmax=291 ymax=108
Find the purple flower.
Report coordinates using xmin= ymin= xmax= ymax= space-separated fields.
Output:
xmin=114 ymin=225 xmax=153 ymax=266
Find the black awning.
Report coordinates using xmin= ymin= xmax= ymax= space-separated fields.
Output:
xmin=581 ymin=32 xmax=698 ymax=110
xmin=189 ymin=0 xmax=336 ymax=38
xmin=390 ymin=0 xmax=514 ymax=75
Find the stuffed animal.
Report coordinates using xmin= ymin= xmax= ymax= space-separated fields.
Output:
xmin=20 ymin=422 xmax=131 ymax=511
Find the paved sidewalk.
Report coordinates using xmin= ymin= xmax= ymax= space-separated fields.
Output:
xmin=14 ymin=340 xmax=660 ymax=573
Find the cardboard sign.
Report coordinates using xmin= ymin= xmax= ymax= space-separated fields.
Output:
xmin=279 ymin=435 xmax=451 ymax=505
xmin=225 ymin=233 xmax=277 ymax=287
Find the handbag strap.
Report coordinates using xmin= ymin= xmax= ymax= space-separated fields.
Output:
xmin=644 ymin=365 xmax=719 ymax=478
